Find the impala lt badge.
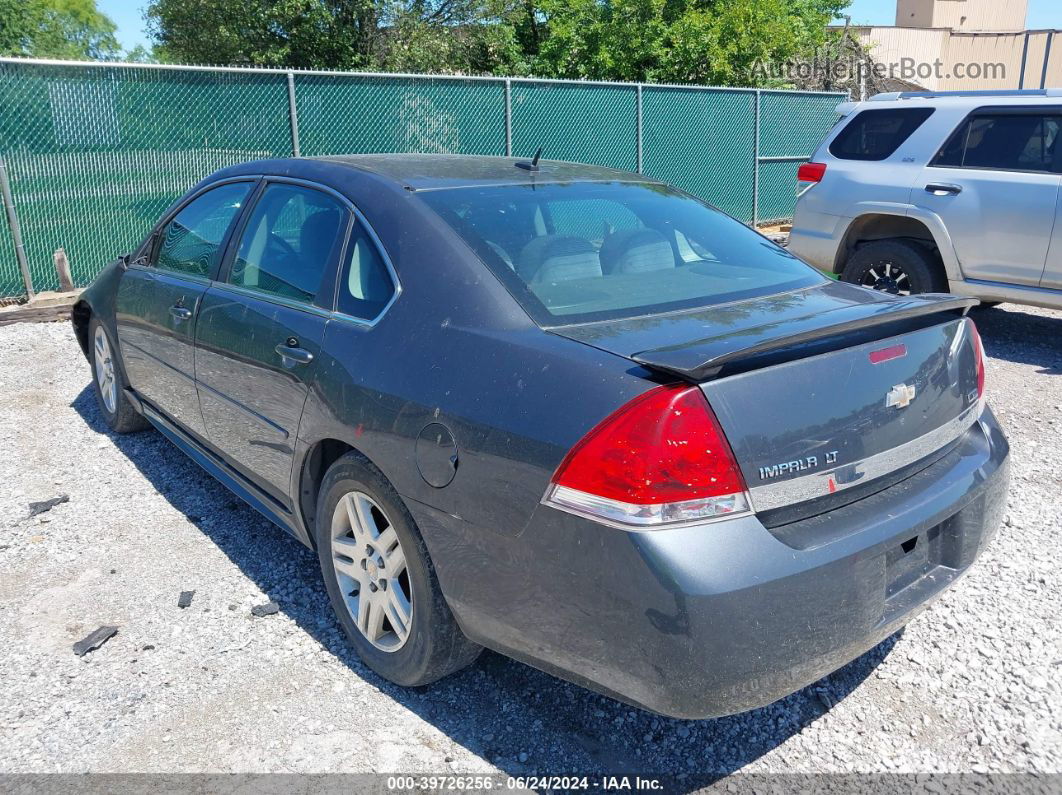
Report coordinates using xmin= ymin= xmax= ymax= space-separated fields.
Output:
xmin=759 ymin=450 xmax=839 ymax=481
xmin=886 ymin=383 xmax=917 ymax=409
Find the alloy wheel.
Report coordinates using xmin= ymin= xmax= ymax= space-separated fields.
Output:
xmin=860 ymin=261 xmax=911 ymax=296
xmin=330 ymin=490 xmax=413 ymax=652
xmin=93 ymin=325 xmax=118 ymax=414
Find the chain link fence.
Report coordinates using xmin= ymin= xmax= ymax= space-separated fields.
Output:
xmin=0 ymin=58 xmax=843 ymax=300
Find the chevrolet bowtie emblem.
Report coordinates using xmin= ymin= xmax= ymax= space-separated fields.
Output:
xmin=886 ymin=383 xmax=917 ymax=409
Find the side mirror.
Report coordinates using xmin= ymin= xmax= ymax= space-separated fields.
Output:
xmin=120 ymin=251 xmax=150 ymax=270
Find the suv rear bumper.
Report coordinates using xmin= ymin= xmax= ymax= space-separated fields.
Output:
xmin=411 ymin=407 xmax=1009 ymax=719
xmin=788 ymin=208 xmax=845 ymax=273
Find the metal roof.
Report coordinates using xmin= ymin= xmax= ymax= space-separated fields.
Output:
xmin=309 ymin=153 xmax=659 ymax=191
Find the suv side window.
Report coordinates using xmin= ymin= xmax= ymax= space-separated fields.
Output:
xmin=154 ymin=182 xmax=251 ymax=277
xmin=932 ymin=113 xmax=1061 ymax=172
xmin=829 ymin=108 xmax=934 ymax=161
xmin=230 ymin=182 xmax=348 ymax=304
xmin=337 ymin=221 xmax=396 ymax=321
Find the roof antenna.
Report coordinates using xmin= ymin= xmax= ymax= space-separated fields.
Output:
xmin=515 ymin=147 xmax=543 ymax=172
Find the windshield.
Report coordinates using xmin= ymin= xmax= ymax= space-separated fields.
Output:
xmin=417 ymin=181 xmax=825 ymax=325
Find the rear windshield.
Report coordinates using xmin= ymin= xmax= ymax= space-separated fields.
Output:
xmin=829 ymin=108 xmax=934 ymax=161
xmin=417 ymin=181 xmax=824 ymax=325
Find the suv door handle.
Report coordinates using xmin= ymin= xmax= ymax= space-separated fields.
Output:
xmin=925 ymin=183 xmax=962 ymax=195
xmin=169 ymin=305 xmax=193 ymax=322
xmin=275 ymin=340 xmax=314 ymax=365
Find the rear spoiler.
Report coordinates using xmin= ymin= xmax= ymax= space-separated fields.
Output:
xmin=632 ymin=294 xmax=978 ymax=381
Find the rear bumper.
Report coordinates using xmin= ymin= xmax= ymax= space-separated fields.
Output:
xmin=789 ymin=205 xmax=846 ymax=273
xmin=411 ymin=407 xmax=1009 ymax=719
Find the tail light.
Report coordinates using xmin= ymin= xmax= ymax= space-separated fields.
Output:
xmin=543 ymin=384 xmax=750 ymax=529
xmin=798 ymin=162 xmax=827 ymax=183
xmin=969 ymin=319 xmax=986 ymax=408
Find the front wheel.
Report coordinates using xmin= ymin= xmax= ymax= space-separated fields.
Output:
xmin=89 ymin=317 xmax=150 ymax=433
xmin=315 ymin=453 xmax=481 ymax=686
xmin=841 ymin=239 xmax=947 ymax=296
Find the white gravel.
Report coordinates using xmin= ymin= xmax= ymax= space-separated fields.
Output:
xmin=0 ymin=306 xmax=1059 ymax=779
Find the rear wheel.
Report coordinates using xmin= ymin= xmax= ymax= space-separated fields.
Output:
xmin=315 ymin=453 xmax=481 ymax=686
xmin=89 ymin=317 xmax=149 ymax=433
xmin=841 ymin=239 xmax=947 ymax=296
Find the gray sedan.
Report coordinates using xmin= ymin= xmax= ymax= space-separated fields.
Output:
xmin=72 ymin=154 xmax=1009 ymax=718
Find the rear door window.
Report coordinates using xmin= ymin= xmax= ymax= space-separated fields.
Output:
xmin=932 ymin=113 xmax=1062 ymax=172
xmin=154 ymin=182 xmax=251 ymax=278
xmin=229 ymin=183 xmax=348 ymax=304
xmin=829 ymin=108 xmax=934 ymax=161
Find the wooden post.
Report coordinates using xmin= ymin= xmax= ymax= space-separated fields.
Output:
xmin=53 ymin=247 xmax=74 ymax=292
xmin=0 ymin=153 xmax=33 ymax=299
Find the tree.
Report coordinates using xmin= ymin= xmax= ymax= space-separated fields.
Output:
xmin=528 ymin=0 xmax=849 ymax=85
xmin=0 ymin=0 xmax=120 ymax=60
xmin=144 ymin=0 xmax=850 ymax=86
xmin=145 ymin=0 xmax=515 ymax=71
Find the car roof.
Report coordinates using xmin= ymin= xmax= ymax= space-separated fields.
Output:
xmin=838 ymin=90 xmax=1062 ymax=116
xmin=308 ymin=153 xmax=663 ymax=192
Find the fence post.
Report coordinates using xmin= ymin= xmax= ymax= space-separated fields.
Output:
xmin=0 ymin=154 xmax=34 ymax=300
xmin=287 ymin=72 xmax=301 ymax=157
xmin=504 ymin=79 xmax=512 ymax=157
xmin=636 ymin=84 xmax=644 ymax=174
xmin=752 ymin=89 xmax=761 ymax=228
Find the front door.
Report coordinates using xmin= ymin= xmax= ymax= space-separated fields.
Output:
xmin=915 ymin=109 xmax=1062 ymax=287
xmin=116 ymin=181 xmax=254 ymax=439
xmin=195 ymin=180 xmax=349 ymax=503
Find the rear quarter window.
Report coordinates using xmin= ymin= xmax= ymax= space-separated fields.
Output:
xmin=932 ymin=112 xmax=1062 ymax=172
xmin=829 ymin=108 xmax=935 ymax=161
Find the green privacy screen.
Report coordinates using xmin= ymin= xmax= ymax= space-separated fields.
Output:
xmin=642 ymin=86 xmax=756 ymax=222
xmin=296 ymin=74 xmax=505 ymax=156
xmin=510 ymin=81 xmax=637 ymax=170
xmin=0 ymin=59 xmax=842 ymax=298
xmin=757 ymin=91 xmax=843 ymax=223
xmin=0 ymin=61 xmax=292 ymax=297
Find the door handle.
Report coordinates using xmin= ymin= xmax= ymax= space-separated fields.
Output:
xmin=925 ymin=183 xmax=962 ymax=195
xmin=275 ymin=341 xmax=314 ymax=365
xmin=169 ymin=305 xmax=192 ymax=322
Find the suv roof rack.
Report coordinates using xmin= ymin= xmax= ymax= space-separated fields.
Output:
xmin=870 ymin=89 xmax=1062 ymax=101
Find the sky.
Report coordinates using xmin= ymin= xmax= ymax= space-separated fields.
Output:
xmin=97 ymin=0 xmax=149 ymax=52
xmin=842 ymin=0 xmax=1060 ymax=28
xmin=99 ymin=0 xmax=1062 ymax=54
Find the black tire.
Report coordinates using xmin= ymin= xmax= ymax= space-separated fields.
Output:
xmin=88 ymin=316 xmax=150 ymax=433
xmin=841 ymin=239 xmax=948 ymax=296
xmin=315 ymin=453 xmax=481 ymax=686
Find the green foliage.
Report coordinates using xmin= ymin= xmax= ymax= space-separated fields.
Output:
xmin=143 ymin=0 xmax=849 ymax=86
xmin=0 ymin=0 xmax=120 ymax=60
xmin=531 ymin=0 xmax=848 ymax=84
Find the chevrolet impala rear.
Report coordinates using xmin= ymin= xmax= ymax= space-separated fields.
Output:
xmin=77 ymin=156 xmax=1009 ymax=719
xmin=412 ymin=173 xmax=1010 ymax=718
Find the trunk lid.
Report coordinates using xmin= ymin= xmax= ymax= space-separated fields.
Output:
xmin=553 ymin=282 xmax=982 ymax=513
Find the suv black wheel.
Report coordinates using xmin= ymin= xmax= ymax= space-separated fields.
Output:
xmin=88 ymin=317 xmax=150 ymax=433
xmin=315 ymin=452 xmax=482 ymax=686
xmin=841 ymin=239 xmax=947 ymax=296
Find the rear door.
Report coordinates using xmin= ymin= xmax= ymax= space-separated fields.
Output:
xmin=915 ymin=108 xmax=1062 ymax=287
xmin=116 ymin=180 xmax=254 ymax=439
xmin=194 ymin=179 xmax=350 ymax=504
xmin=1041 ymin=180 xmax=1062 ymax=290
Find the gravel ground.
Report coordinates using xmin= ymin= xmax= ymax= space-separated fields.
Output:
xmin=0 ymin=305 xmax=1059 ymax=782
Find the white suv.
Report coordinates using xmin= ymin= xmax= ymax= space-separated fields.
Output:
xmin=788 ymin=89 xmax=1062 ymax=309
